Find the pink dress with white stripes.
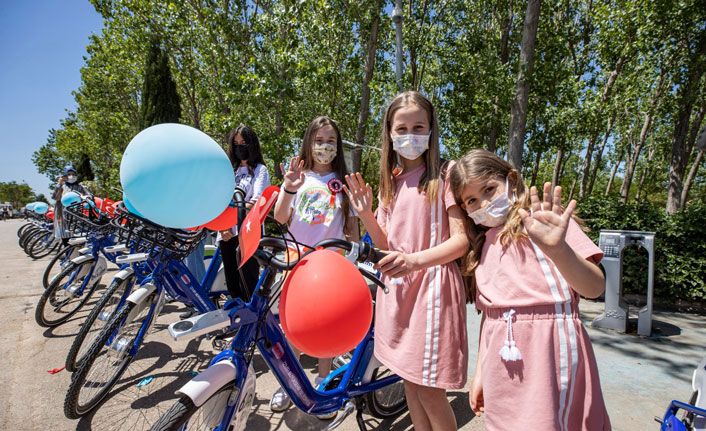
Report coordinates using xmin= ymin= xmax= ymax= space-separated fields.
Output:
xmin=374 ymin=163 xmax=468 ymax=389
xmin=475 ymin=220 xmax=611 ymax=430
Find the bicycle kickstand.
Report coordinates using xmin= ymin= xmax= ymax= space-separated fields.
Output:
xmin=355 ymin=398 xmax=368 ymax=431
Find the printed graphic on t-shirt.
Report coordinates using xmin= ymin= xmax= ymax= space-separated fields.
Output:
xmin=235 ymin=172 xmax=253 ymax=190
xmin=297 ymin=186 xmax=334 ymax=226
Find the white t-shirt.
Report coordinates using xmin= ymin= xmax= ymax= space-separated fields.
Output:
xmin=277 ymin=171 xmax=351 ymax=248
xmin=217 ymin=163 xmax=270 ymax=240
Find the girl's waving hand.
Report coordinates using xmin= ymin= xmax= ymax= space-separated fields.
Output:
xmin=279 ymin=156 xmax=306 ymax=191
xmin=517 ymin=182 xmax=576 ymax=255
xmin=343 ymin=173 xmax=373 ymax=214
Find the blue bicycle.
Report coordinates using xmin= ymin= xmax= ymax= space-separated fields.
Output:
xmin=656 ymin=355 xmax=706 ymax=430
xmin=149 ymin=197 xmax=406 ymax=431
xmin=63 ymin=203 xmax=232 ymax=419
xmin=35 ymin=201 xmax=119 ymax=328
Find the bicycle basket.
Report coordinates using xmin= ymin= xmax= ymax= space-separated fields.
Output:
xmin=64 ymin=201 xmax=114 ymax=238
xmin=111 ymin=204 xmax=206 ymax=261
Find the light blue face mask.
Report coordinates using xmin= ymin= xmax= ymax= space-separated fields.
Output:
xmin=467 ymin=176 xmax=515 ymax=227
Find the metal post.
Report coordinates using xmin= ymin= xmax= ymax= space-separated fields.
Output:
xmin=392 ymin=0 xmax=404 ymax=92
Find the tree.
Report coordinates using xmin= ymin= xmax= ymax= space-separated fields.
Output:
xmin=139 ymin=36 xmax=181 ymax=128
xmin=0 ymin=182 xmax=35 ymax=207
xmin=507 ymin=0 xmax=542 ymax=170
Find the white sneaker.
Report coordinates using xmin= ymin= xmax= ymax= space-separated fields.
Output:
xmin=314 ymin=376 xmax=337 ymax=420
xmin=269 ymin=386 xmax=292 ymax=412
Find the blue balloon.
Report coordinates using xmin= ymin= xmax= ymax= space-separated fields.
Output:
xmin=26 ymin=202 xmax=36 ymax=211
xmin=34 ymin=202 xmax=49 ymax=214
xmin=61 ymin=191 xmax=81 ymax=207
xmin=120 ymin=123 xmax=235 ymax=228
xmin=122 ymin=195 xmax=143 ymax=217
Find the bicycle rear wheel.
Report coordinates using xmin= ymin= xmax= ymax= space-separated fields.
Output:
xmin=364 ymin=366 xmax=407 ymax=418
xmin=43 ymin=245 xmax=79 ymax=289
xmin=66 ymin=273 xmax=134 ymax=372
xmin=64 ymin=292 xmax=157 ymax=419
xmin=35 ymin=258 xmax=99 ymax=327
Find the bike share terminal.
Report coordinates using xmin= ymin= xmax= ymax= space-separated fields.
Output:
xmin=592 ymin=230 xmax=656 ymax=337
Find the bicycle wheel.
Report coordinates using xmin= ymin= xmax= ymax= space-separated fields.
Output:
xmin=19 ymin=227 xmax=42 ymax=250
xmin=66 ymin=273 xmax=134 ymax=372
xmin=364 ymin=366 xmax=407 ymax=418
xmin=17 ymin=222 xmax=33 ymax=238
xmin=64 ymin=291 xmax=158 ymax=419
xmin=28 ymin=231 xmax=58 ymax=259
xmin=35 ymin=258 xmax=99 ymax=327
xmin=150 ymin=384 xmax=235 ymax=431
xmin=43 ymin=245 xmax=79 ymax=289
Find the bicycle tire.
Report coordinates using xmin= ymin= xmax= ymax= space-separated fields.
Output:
xmin=64 ymin=292 xmax=157 ymax=419
xmin=19 ymin=227 xmax=42 ymax=250
xmin=150 ymin=384 xmax=235 ymax=431
xmin=28 ymin=231 xmax=58 ymax=259
xmin=66 ymin=274 xmax=134 ymax=372
xmin=43 ymin=245 xmax=78 ymax=289
xmin=17 ymin=222 xmax=33 ymax=238
xmin=364 ymin=367 xmax=407 ymax=419
xmin=35 ymin=258 xmax=99 ymax=327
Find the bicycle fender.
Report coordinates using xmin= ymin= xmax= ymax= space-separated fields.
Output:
xmin=177 ymin=360 xmax=236 ymax=407
xmin=126 ymin=282 xmax=156 ymax=305
xmin=114 ymin=267 xmax=135 ymax=281
xmin=70 ymin=254 xmax=95 ymax=266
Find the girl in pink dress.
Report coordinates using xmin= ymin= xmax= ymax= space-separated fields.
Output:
xmin=344 ymin=91 xmax=469 ymax=431
xmin=449 ymin=149 xmax=611 ymax=431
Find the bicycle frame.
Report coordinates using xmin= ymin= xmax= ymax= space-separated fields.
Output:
xmin=175 ymin=263 xmax=400 ymax=430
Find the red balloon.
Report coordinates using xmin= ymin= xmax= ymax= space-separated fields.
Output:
xmin=279 ymin=250 xmax=373 ymax=358
xmin=205 ymin=205 xmax=239 ymax=231
xmin=46 ymin=210 xmax=54 ymax=220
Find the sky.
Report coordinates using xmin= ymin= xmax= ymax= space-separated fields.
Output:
xmin=0 ymin=0 xmax=103 ymax=198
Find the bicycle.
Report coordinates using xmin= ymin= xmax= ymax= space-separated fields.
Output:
xmin=149 ymin=189 xmax=406 ymax=431
xmin=656 ymin=354 xmax=706 ymax=430
xmin=63 ymin=201 xmax=234 ymax=419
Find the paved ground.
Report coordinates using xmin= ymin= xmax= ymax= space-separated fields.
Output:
xmin=0 ymin=218 xmax=703 ymax=430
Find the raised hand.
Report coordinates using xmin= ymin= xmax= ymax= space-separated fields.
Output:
xmin=343 ymin=173 xmax=373 ymax=215
xmin=517 ymin=182 xmax=576 ymax=256
xmin=279 ymin=156 xmax=306 ymax=192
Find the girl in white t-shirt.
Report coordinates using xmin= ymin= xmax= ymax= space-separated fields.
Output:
xmin=271 ymin=116 xmax=359 ymax=418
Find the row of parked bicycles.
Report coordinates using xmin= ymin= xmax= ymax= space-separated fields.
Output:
xmin=18 ymin=188 xmax=408 ymax=431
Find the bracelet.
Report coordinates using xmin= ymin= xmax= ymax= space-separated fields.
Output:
xmin=284 ymin=188 xmax=297 ymax=195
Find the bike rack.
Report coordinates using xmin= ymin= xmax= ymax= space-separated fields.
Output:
xmin=592 ymin=230 xmax=655 ymax=336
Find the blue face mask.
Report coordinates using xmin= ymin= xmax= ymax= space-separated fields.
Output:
xmin=467 ymin=177 xmax=515 ymax=227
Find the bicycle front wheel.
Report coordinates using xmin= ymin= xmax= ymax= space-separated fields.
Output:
xmin=150 ymin=384 xmax=235 ymax=431
xmin=64 ymin=292 xmax=157 ymax=419
xmin=66 ymin=273 xmax=134 ymax=372
xmin=364 ymin=366 xmax=407 ymax=418
xmin=43 ymin=245 xmax=79 ymax=289
xmin=35 ymin=258 xmax=99 ymax=327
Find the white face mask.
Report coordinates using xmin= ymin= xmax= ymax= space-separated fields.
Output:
xmin=312 ymin=143 xmax=337 ymax=165
xmin=467 ymin=177 xmax=515 ymax=227
xmin=67 ymin=175 xmax=78 ymax=184
xmin=392 ymin=134 xmax=430 ymax=160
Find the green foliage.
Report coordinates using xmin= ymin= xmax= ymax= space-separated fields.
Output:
xmin=0 ymin=181 xmax=36 ymax=207
xmin=139 ymin=37 xmax=181 ymax=129
xmin=579 ymin=194 xmax=706 ymax=301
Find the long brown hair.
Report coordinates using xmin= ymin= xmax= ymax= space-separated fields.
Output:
xmin=298 ymin=116 xmax=352 ymax=233
xmin=379 ymin=91 xmax=442 ymax=207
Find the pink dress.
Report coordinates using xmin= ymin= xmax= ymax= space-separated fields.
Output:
xmin=374 ymin=163 xmax=468 ymax=389
xmin=475 ymin=220 xmax=611 ymax=430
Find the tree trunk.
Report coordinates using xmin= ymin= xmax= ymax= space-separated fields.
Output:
xmin=353 ymin=3 xmax=382 ymax=174
xmin=487 ymin=0 xmax=514 ymax=153
xmin=619 ymin=71 xmax=669 ymax=203
xmin=568 ymin=170 xmax=580 ymax=202
xmin=552 ymin=148 xmax=563 ymax=188
xmin=666 ymin=33 xmax=706 ymax=214
xmin=507 ymin=0 xmax=542 ymax=170
xmin=587 ymin=112 xmax=616 ymax=196
xmin=605 ymin=148 xmax=624 ymax=195
xmin=680 ymin=149 xmax=704 ymax=208
xmin=685 ymin=99 xmax=706 ymax=160
xmin=636 ymin=141 xmax=656 ymax=202
xmin=579 ymin=56 xmax=626 ymax=199
xmin=530 ymin=150 xmax=542 ymax=186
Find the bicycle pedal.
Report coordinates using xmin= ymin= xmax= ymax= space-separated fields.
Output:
xmin=321 ymin=401 xmax=354 ymax=431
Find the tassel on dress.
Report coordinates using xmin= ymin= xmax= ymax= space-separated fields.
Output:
xmin=499 ymin=309 xmax=522 ymax=362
